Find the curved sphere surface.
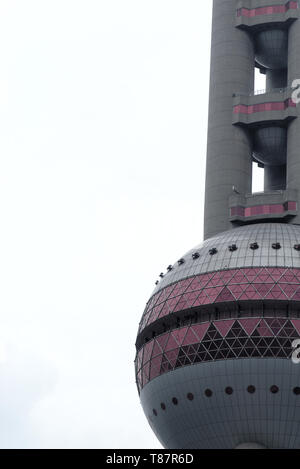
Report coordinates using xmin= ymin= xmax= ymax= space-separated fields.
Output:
xmin=255 ymin=29 xmax=288 ymax=70
xmin=135 ymin=223 xmax=300 ymax=449
xmin=253 ymin=126 xmax=287 ymax=166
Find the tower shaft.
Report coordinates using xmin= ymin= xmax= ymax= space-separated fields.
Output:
xmin=204 ymin=0 xmax=254 ymax=239
xmin=204 ymin=0 xmax=299 ymax=239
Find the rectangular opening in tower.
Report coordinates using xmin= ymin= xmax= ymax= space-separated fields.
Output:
xmin=254 ymin=67 xmax=266 ymax=94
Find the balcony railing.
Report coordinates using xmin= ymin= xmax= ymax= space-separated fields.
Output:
xmin=233 ymin=87 xmax=289 ymax=98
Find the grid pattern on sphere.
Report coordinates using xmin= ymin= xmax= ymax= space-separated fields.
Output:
xmin=136 ymin=318 xmax=300 ymax=393
xmin=139 ymin=266 xmax=300 ymax=333
xmin=150 ymin=224 xmax=300 ymax=296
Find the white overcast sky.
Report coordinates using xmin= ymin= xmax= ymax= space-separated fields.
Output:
xmin=0 ymin=0 xmax=265 ymax=449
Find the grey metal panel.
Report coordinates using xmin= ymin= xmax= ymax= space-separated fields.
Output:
xmin=140 ymin=358 xmax=300 ymax=449
xmin=152 ymin=223 xmax=300 ymax=296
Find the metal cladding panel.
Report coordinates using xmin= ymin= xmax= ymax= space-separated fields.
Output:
xmin=149 ymin=223 xmax=300 ymax=297
xmin=140 ymin=358 xmax=300 ymax=449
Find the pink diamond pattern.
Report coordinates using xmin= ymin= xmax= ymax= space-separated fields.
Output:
xmin=182 ymin=327 xmax=200 ymax=346
xmin=253 ymin=283 xmax=272 ymax=296
xmin=214 ymin=320 xmax=235 ymax=337
xmin=292 ymin=288 xmax=300 ymax=301
xmin=172 ymin=327 xmax=188 ymax=346
xmin=165 ymin=334 xmax=178 ymax=352
xmin=164 ymin=350 xmax=179 ymax=368
xmin=139 ymin=267 xmax=300 ymax=333
xmin=136 ymin=317 xmax=300 ymax=392
xmin=292 ymin=319 xmax=300 ymax=335
xmin=216 ymin=287 xmax=235 ymax=302
xmin=239 ymin=318 xmax=260 ymax=335
xmin=257 ymin=320 xmax=273 ymax=337
xmin=228 ymin=284 xmax=246 ymax=298
xmin=192 ymin=323 xmax=210 ymax=341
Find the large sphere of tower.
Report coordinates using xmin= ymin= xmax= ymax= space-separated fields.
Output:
xmin=135 ymin=224 xmax=300 ymax=449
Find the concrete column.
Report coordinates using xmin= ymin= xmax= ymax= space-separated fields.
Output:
xmin=204 ymin=0 xmax=254 ymax=239
xmin=287 ymin=17 xmax=300 ymax=225
xmin=263 ymin=42 xmax=287 ymax=192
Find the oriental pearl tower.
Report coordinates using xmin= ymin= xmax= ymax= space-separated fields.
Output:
xmin=135 ymin=0 xmax=300 ymax=449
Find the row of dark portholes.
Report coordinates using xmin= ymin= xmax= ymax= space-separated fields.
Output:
xmin=151 ymin=385 xmax=300 ymax=417
xmin=156 ymin=241 xmax=298 ymax=284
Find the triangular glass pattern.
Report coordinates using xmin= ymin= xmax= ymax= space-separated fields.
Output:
xmin=214 ymin=319 xmax=235 ymax=337
xmin=215 ymin=287 xmax=235 ymax=303
xmin=172 ymin=327 xmax=188 ymax=346
xmin=192 ymin=323 xmax=210 ymax=341
xmin=239 ymin=318 xmax=260 ymax=335
xmin=182 ymin=327 xmax=200 ymax=346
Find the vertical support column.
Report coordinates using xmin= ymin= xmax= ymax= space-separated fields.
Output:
xmin=287 ymin=16 xmax=300 ymax=224
xmin=264 ymin=70 xmax=287 ymax=192
xmin=204 ymin=0 xmax=254 ymax=239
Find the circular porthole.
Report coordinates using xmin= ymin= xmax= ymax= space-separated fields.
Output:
xmin=187 ymin=393 xmax=194 ymax=401
xmin=247 ymin=385 xmax=256 ymax=394
xmin=225 ymin=387 xmax=233 ymax=395
xmin=270 ymin=385 xmax=279 ymax=394
xmin=153 ymin=409 xmax=157 ymax=416
xmin=293 ymin=387 xmax=300 ymax=395
xmin=205 ymin=389 xmax=213 ymax=398
xmin=172 ymin=397 xmax=178 ymax=405
xmin=160 ymin=403 xmax=166 ymax=410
